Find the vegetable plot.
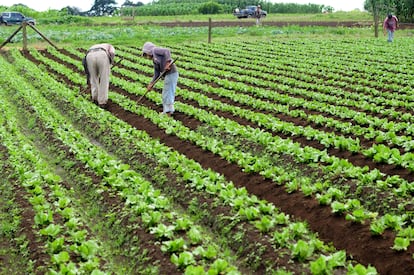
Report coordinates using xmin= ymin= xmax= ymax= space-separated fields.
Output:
xmin=1 ymin=37 xmax=414 ymax=274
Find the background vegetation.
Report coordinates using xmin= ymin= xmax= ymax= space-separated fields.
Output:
xmin=1 ymin=0 xmax=413 ymax=26
xmin=122 ymin=0 xmax=329 ymax=16
xmin=0 ymin=0 xmax=413 ymax=50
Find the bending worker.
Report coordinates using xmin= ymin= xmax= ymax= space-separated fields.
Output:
xmin=142 ymin=42 xmax=178 ymax=115
xmin=83 ymin=43 xmax=115 ymax=108
xmin=383 ymin=13 xmax=398 ymax=42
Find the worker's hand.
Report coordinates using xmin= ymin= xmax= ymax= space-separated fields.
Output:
xmin=147 ymin=83 xmax=154 ymax=91
xmin=164 ymin=60 xmax=172 ymax=72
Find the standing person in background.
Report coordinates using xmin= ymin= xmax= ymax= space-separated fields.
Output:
xmin=383 ymin=14 xmax=398 ymax=42
xmin=255 ymin=5 xmax=262 ymax=26
xmin=142 ymin=42 xmax=179 ymax=116
xmin=83 ymin=43 xmax=115 ymax=108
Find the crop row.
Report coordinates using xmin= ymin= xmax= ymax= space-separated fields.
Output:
xmin=0 ymin=45 xmax=380 ymax=274
xmin=37 ymin=42 xmax=414 ymax=265
xmin=4 ymin=37 xmax=414 ymax=273
xmin=110 ymin=46 xmax=414 ymax=219
xmin=0 ymin=58 xmax=107 ymax=274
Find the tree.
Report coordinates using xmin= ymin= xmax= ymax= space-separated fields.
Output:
xmin=121 ymin=0 xmax=144 ymax=7
xmin=65 ymin=6 xmax=83 ymax=15
xmin=122 ymin=0 xmax=135 ymax=6
xmin=322 ymin=6 xmax=334 ymax=13
xmin=407 ymin=0 xmax=414 ymax=21
xmin=364 ymin=0 xmax=395 ymax=37
xmin=120 ymin=1 xmax=144 ymax=17
xmin=199 ymin=1 xmax=222 ymax=14
xmin=398 ymin=0 xmax=414 ymax=22
xmin=89 ymin=0 xmax=117 ymax=16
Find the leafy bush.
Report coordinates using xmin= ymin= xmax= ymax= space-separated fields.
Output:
xmin=198 ymin=1 xmax=222 ymax=14
xmin=37 ymin=15 xmax=93 ymax=25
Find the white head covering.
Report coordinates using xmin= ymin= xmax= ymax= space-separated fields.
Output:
xmin=142 ymin=42 xmax=156 ymax=56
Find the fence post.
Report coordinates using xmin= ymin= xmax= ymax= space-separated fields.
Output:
xmin=0 ymin=22 xmax=58 ymax=50
xmin=23 ymin=22 xmax=27 ymax=50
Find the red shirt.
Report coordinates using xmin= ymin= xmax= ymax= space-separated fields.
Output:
xmin=383 ymin=16 xmax=398 ymax=31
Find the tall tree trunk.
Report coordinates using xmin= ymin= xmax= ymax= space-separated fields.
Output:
xmin=370 ymin=0 xmax=381 ymax=37
xmin=374 ymin=11 xmax=380 ymax=37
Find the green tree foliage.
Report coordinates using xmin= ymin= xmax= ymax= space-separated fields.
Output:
xmin=270 ymin=3 xmax=323 ymax=13
xmin=123 ymin=0 xmax=328 ymax=17
xmin=0 ymin=3 xmax=37 ymax=17
xmin=394 ymin=0 xmax=414 ymax=22
xmin=121 ymin=1 xmax=144 ymax=7
xmin=199 ymin=1 xmax=222 ymax=14
xmin=364 ymin=0 xmax=386 ymax=37
xmin=363 ymin=0 xmax=410 ymax=37
xmin=323 ymin=6 xmax=334 ymax=13
xmin=89 ymin=0 xmax=118 ymax=16
xmin=131 ymin=3 xmax=200 ymax=16
xmin=120 ymin=1 xmax=144 ymax=17
xmin=65 ymin=6 xmax=84 ymax=16
xmin=404 ymin=0 xmax=414 ymax=20
xmin=364 ymin=0 xmax=414 ymax=22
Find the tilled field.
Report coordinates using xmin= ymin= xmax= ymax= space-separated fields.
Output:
xmin=1 ymin=37 xmax=414 ymax=274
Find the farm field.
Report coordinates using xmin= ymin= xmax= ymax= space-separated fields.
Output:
xmin=1 ymin=35 xmax=414 ymax=274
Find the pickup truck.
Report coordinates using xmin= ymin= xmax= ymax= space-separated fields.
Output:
xmin=233 ymin=6 xmax=267 ymax=19
xmin=0 ymin=12 xmax=36 ymax=26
